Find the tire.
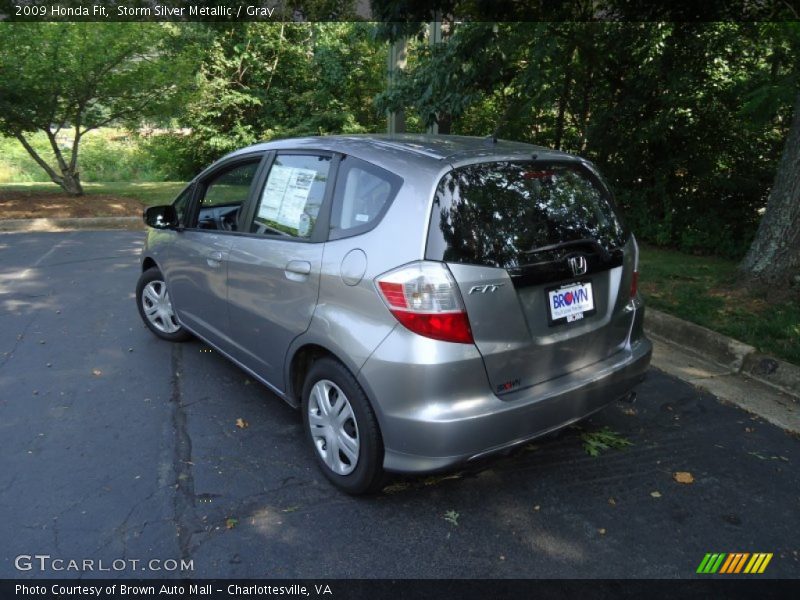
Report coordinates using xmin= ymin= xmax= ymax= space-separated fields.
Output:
xmin=136 ymin=267 xmax=192 ymax=342
xmin=302 ymin=357 xmax=385 ymax=494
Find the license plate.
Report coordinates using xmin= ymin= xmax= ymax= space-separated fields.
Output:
xmin=547 ymin=281 xmax=595 ymax=325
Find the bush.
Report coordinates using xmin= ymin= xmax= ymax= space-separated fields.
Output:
xmin=139 ymin=133 xmax=205 ymax=180
xmin=78 ymin=134 xmax=164 ymax=181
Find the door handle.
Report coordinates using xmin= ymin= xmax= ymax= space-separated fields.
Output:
xmin=206 ymin=251 xmax=224 ymax=267
xmin=284 ymin=260 xmax=312 ymax=281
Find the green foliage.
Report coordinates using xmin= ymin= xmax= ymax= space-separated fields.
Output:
xmin=138 ymin=134 xmax=200 ymax=181
xmin=377 ymin=21 xmax=799 ymax=258
xmin=0 ymin=23 xmax=197 ymax=193
xmin=0 ymin=130 xmax=171 ymax=183
xmin=179 ymin=22 xmax=387 ymax=168
xmin=581 ymin=427 xmax=633 ymax=457
xmin=0 ymin=23 xmax=194 ymax=134
xmin=78 ymin=135 xmax=162 ymax=182
xmin=443 ymin=510 xmax=460 ymax=526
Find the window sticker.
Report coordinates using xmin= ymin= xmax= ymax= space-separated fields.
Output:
xmin=297 ymin=213 xmax=311 ymax=237
xmin=258 ymin=165 xmax=317 ymax=230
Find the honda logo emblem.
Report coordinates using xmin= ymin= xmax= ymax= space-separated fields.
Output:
xmin=567 ymin=255 xmax=588 ymax=277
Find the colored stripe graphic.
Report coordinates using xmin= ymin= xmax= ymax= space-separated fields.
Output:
xmin=699 ymin=553 xmax=773 ymax=574
xmin=710 ymin=553 xmax=726 ymax=573
xmin=757 ymin=553 xmax=773 ymax=573
xmin=697 ymin=554 xmax=711 ymax=573
xmin=744 ymin=554 xmax=760 ymax=573
xmin=735 ymin=553 xmax=750 ymax=573
xmin=726 ymin=553 xmax=749 ymax=573
xmin=719 ymin=553 xmax=737 ymax=574
xmin=697 ymin=553 xmax=727 ymax=574
xmin=696 ymin=554 xmax=714 ymax=574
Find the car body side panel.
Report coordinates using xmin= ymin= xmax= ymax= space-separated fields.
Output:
xmin=282 ymin=231 xmax=418 ymax=403
xmin=164 ymin=231 xmax=233 ymax=347
xmin=225 ymin=236 xmax=325 ymax=390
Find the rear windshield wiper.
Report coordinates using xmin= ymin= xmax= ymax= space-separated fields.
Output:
xmin=521 ymin=238 xmax=611 ymax=262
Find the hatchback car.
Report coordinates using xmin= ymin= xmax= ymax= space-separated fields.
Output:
xmin=137 ymin=134 xmax=652 ymax=494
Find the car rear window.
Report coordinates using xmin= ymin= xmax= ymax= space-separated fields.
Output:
xmin=425 ymin=161 xmax=627 ymax=269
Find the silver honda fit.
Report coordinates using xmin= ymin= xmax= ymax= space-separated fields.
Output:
xmin=137 ymin=134 xmax=652 ymax=493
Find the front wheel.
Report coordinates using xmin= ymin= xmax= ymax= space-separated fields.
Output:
xmin=302 ymin=358 xmax=385 ymax=494
xmin=136 ymin=267 xmax=192 ymax=342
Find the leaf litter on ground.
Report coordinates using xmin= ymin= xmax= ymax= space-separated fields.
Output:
xmin=444 ymin=510 xmax=460 ymax=526
xmin=581 ymin=427 xmax=633 ymax=456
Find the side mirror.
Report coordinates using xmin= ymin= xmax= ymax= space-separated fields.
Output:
xmin=144 ymin=205 xmax=179 ymax=230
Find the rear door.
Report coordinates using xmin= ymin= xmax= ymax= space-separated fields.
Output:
xmin=225 ymin=152 xmax=336 ymax=390
xmin=426 ymin=160 xmax=638 ymax=395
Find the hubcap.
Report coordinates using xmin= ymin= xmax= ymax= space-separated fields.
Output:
xmin=308 ymin=379 xmax=360 ymax=475
xmin=141 ymin=280 xmax=180 ymax=334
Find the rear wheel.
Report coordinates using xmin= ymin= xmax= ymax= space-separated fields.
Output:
xmin=302 ymin=358 xmax=384 ymax=494
xmin=136 ymin=267 xmax=191 ymax=342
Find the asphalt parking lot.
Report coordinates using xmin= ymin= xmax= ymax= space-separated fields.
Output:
xmin=1 ymin=231 xmax=798 ymax=579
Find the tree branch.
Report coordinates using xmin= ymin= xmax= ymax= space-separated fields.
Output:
xmin=44 ymin=128 xmax=69 ymax=174
xmin=264 ymin=23 xmax=285 ymax=96
xmin=14 ymin=134 xmax=62 ymax=184
xmin=69 ymin=102 xmax=84 ymax=172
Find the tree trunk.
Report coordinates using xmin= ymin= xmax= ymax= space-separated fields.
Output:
xmin=15 ymin=131 xmax=84 ymax=196
xmin=554 ymin=45 xmax=576 ymax=150
xmin=738 ymin=91 xmax=800 ymax=290
xmin=437 ymin=112 xmax=452 ymax=134
xmin=60 ymin=170 xmax=84 ymax=196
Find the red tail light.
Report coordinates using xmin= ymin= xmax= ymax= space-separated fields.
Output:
xmin=630 ymin=270 xmax=639 ymax=298
xmin=629 ymin=235 xmax=640 ymax=300
xmin=376 ymin=262 xmax=474 ymax=344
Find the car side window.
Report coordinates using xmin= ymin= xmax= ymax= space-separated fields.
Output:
xmin=330 ymin=156 xmax=402 ymax=240
xmin=249 ymin=154 xmax=332 ymax=239
xmin=171 ymin=185 xmax=193 ymax=227
xmin=194 ymin=160 xmax=260 ymax=231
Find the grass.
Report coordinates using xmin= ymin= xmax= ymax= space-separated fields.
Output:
xmin=0 ymin=181 xmax=185 ymax=207
xmin=639 ymin=244 xmax=800 ymax=364
xmin=0 ymin=130 xmax=172 ymax=183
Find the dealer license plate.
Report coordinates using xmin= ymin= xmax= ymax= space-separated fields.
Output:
xmin=547 ymin=282 xmax=595 ymax=325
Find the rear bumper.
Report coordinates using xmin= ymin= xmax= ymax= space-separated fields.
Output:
xmin=358 ymin=328 xmax=652 ymax=474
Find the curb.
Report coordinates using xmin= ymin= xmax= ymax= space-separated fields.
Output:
xmin=741 ymin=353 xmax=800 ymax=398
xmin=645 ymin=308 xmax=800 ymax=399
xmin=0 ymin=216 xmax=143 ymax=232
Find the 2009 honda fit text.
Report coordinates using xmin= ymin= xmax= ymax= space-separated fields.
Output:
xmin=136 ymin=135 xmax=652 ymax=494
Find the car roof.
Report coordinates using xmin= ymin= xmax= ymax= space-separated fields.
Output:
xmin=223 ymin=134 xmax=580 ymax=175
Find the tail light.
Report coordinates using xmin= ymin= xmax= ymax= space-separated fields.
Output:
xmin=630 ymin=234 xmax=640 ymax=299
xmin=375 ymin=261 xmax=474 ymax=344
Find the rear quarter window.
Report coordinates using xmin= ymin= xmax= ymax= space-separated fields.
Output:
xmin=426 ymin=161 xmax=627 ymax=269
xmin=329 ymin=156 xmax=402 ymax=240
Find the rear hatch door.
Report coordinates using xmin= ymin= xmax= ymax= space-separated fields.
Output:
xmin=426 ymin=159 xmax=638 ymax=395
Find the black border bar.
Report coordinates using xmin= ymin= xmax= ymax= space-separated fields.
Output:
xmin=2 ymin=0 xmax=800 ymax=22
xmin=3 ymin=579 xmax=800 ymax=600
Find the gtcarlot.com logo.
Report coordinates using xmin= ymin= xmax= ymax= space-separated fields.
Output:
xmin=15 ymin=554 xmax=194 ymax=573
xmin=696 ymin=552 xmax=773 ymax=574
